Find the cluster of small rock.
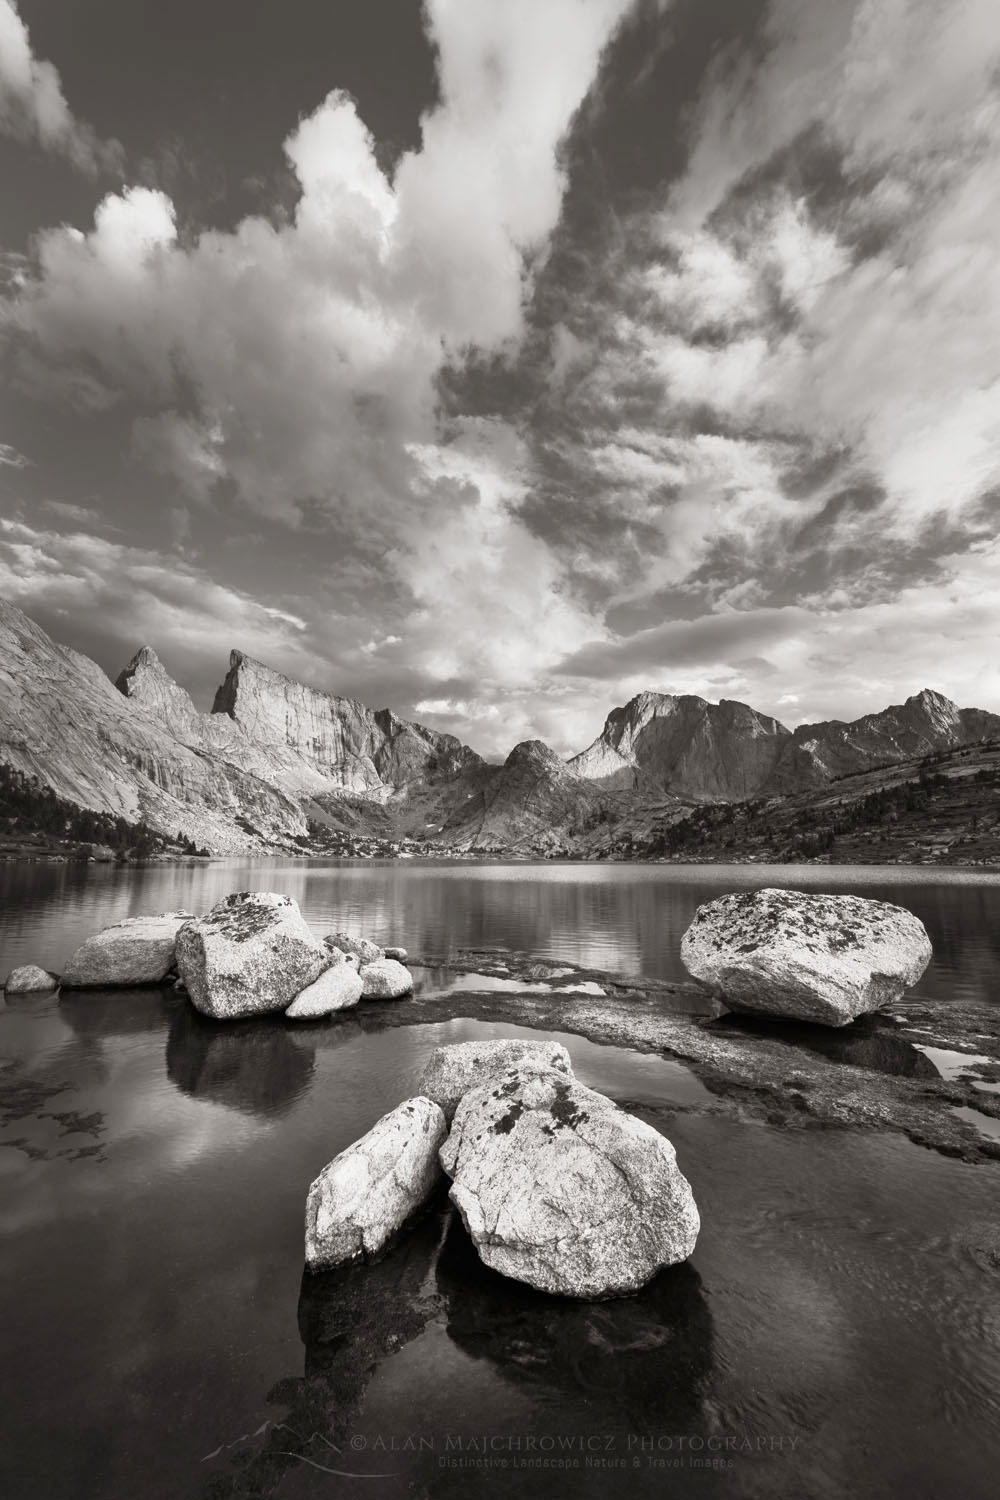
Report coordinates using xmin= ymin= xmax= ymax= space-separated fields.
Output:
xmin=5 ymin=891 xmax=413 ymax=1020
xmin=305 ymin=1037 xmax=700 ymax=1300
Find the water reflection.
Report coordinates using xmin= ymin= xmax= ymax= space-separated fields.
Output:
xmin=201 ymin=1205 xmax=714 ymax=1499
xmin=435 ymin=1212 xmax=713 ymax=1430
xmin=166 ymin=1005 xmax=316 ymax=1118
xmin=202 ymin=1206 xmax=450 ymax=1499
xmin=59 ymin=986 xmax=174 ymax=1040
xmin=711 ymin=1014 xmax=941 ymax=1080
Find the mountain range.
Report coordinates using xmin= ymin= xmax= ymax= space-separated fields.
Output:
xmin=1 ymin=597 xmax=997 ymax=855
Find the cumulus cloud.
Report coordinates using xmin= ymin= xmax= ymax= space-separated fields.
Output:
xmin=5 ymin=0 xmax=1000 ymax=749
xmin=8 ymin=1 xmax=633 ymax=521
xmin=2 ymin=0 xmax=637 ymax=745
xmin=0 ymin=0 xmax=121 ymax=171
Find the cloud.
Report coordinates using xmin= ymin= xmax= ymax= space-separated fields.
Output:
xmin=8 ymin=1 xmax=634 ymax=524
xmin=558 ymin=535 xmax=1000 ymax=729
xmin=5 ymin=0 xmax=1000 ymax=754
xmin=557 ymin=606 xmax=812 ymax=679
xmin=2 ymin=1 xmax=635 ymax=748
xmin=0 ymin=0 xmax=122 ymax=171
xmin=528 ymin=0 xmax=1000 ymax=644
xmin=0 ymin=441 xmax=30 ymax=468
xmin=0 ymin=517 xmax=330 ymax=699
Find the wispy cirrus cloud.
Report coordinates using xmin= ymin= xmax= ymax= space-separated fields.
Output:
xmin=0 ymin=441 xmax=30 ymax=468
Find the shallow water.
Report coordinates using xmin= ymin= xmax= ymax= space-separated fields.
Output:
xmin=3 ymin=855 xmax=1000 ymax=1000
xmin=2 ymin=861 xmax=1000 ymax=1499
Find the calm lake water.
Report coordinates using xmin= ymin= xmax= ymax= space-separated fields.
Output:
xmin=2 ymin=860 xmax=1000 ymax=1500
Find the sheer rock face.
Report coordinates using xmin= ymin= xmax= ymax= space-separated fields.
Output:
xmin=305 ymin=1097 xmax=446 ymax=1270
xmin=680 ymin=887 xmax=933 ymax=1026
xmin=212 ymin=651 xmax=483 ymax=793
xmin=61 ymin=912 xmax=194 ymax=987
xmin=571 ymin=693 xmax=794 ymax=799
xmin=0 ymin=602 xmax=308 ymax=854
xmin=571 ymin=687 xmax=1000 ymax=800
xmin=114 ymin=647 xmax=203 ymax=740
xmin=0 ymin=601 xmax=485 ymax=854
xmin=417 ymin=1038 xmax=573 ymax=1122
xmin=440 ymin=1065 xmax=700 ymax=1299
xmin=176 ymin=892 xmax=328 ymax=1019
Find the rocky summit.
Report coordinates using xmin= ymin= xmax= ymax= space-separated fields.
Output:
xmin=1 ymin=598 xmax=998 ymax=857
xmin=570 ymin=687 xmax=1000 ymax=801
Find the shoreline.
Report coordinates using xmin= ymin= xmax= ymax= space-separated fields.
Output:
xmin=2 ymin=841 xmax=997 ymax=872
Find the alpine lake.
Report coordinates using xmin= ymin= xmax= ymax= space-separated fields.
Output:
xmin=1 ymin=857 xmax=999 ymax=1500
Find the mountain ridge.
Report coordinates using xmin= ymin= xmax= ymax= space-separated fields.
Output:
xmin=2 ymin=598 xmax=998 ymax=855
xmin=570 ymin=686 xmax=1000 ymax=802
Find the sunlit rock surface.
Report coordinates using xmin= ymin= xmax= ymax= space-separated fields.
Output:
xmin=681 ymin=887 xmax=933 ymax=1026
xmin=4 ymin=964 xmax=59 ymax=993
xmin=305 ymin=1097 xmax=446 ymax=1270
xmin=176 ymin=892 xmax=327 ymax=1019
xmin=327 ymin=933 xmax=383 ymax=964
xmin=359 ymin=958 xmax=413 ymax=999
xmin=61 ymin=912 xmax=193 ymax=987
xmin=441 ymin=1065 xmax=700 ymax=1298
xmin=286 ymin=963 xmax=364 ymax=1018
xmin=417 ymin=1037 xmax=573 ymax=1121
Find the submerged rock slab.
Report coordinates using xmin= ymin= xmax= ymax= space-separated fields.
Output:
xmin=681 ymin=887 xmax=932 ymax=1027
xmin=418 ymin=1037 xmax=573 ymax=1122
xmin=176 ymin=892 xmax=327 ymax=1019
xmin=5 ymin=964 xmax=59 ymax=993
xmin=305 ymin=1096 xmax=446 ymax=1270
xmin=286 ymin=962 xmax=364 ymax=1019
xmin=440 ymin=1065 xmax=699 ymax=1298
xmin=61 ymin=912 xmax=193 ymax=987
xmin=359 ymin=958 xmax=413 ymax=1000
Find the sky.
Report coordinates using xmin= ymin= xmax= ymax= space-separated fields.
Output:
xmin=1 ymin=0 xmax=999 ymax=760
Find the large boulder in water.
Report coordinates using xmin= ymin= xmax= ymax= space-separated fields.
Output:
xmin=5 ymin=964 xmax=59 ymax=993
xmin=176 ymin=892 xmax=327 ymax=1020
xmin=440 ymin=1066 xmax=699 ymax=1298
xmin=680 ymin=887 xmax=932 ymax=1027
xmin=359 ymin=958 xmax=413 ymax=1000
xmin=286 ymin=962 xmax=363 ymax=1019
xmin=417 ymin=1037 xmax=573 ymax=1122
xmin=305 ymin=1097 xmax=446 ymax=1270
xmin=61 ymin=912 xmax=194 ymax=987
